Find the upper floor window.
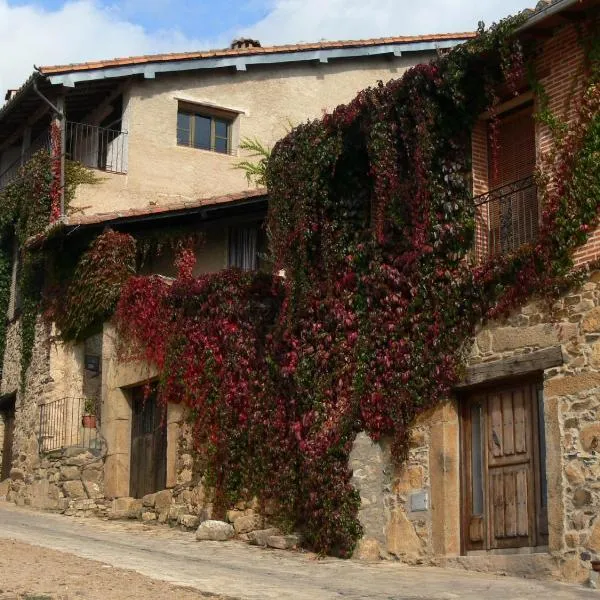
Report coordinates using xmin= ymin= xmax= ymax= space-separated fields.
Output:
xmin=473 ymin=103 xmax=538 ymax=261
xmin=177 ymin=104 xmax=232 ymax=154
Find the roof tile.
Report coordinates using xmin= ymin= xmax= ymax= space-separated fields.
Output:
xmin=39 ymin=32 xmax=476 ymax=75
xmin=66 ymin=188 xmax=268 ymax=227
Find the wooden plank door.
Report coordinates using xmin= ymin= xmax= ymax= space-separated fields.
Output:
xmin=462 ymin=380 xmax=547 ymax=552
xmin=0 ymin=401 xmax=15 ymax=482
xmin=130 ymin=387 xmax=167 ymax=499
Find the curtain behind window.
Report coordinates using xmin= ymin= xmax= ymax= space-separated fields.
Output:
xmin=229 ymin=226 xmax=258 ymax=271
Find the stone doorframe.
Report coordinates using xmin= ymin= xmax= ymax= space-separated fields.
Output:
xmin=101 ymin=324 xmax=184 ymax=498
xmin=453 ymin=349 xmax=565 ymax=556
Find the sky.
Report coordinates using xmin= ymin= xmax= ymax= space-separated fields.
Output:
xmin=1 ymin=0 xmax=536 ymax=94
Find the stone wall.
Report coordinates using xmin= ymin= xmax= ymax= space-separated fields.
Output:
xmin=8 ymin=445 xmax=109 ymax=516
xmin=347 ymin=272 xmax=600 ymax=584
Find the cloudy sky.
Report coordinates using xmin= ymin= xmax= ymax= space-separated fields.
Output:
xmin=1 ymin=0 xmax=535 ymax=93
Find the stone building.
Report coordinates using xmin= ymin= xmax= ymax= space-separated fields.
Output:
xmin=0 ymin=0 xmax=598 ymax=588
xmin=350 ymin=0 xmax=600 ymax=586
xmin=0 ymin=36 xmax=470 ymax=526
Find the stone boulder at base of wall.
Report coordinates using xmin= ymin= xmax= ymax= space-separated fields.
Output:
xmin=196 ymin=520 xmax=235 ymax=541
xmin=247 ymin=528 xmax=282 ymax=546
xmin=266 ymin=534 xmax=301 ymax=550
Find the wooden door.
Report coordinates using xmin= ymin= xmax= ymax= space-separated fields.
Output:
xmin=461 ymin=380 xmax=548 ymax=552
xmin=0 ymin=397 xmax=15 ymax=482
xmin=130 ymin=387 xmax=167 ymax=499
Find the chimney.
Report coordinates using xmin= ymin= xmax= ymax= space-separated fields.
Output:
xmin=4 ymin=89 xmax=18 ymax=102
xmin=230 ymin=38 xmax=261 ymax=50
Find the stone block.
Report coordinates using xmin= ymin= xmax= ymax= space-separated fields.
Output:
xmin=491 ymin=323 xmax=576 ymax=353
xmin=581 ymin=424 xmax=600 ymax=453
xmin=393 ymin=466 xmax=423 ymax=495
xmin=545 ymin=373 xmax=600 ymax=398
xmin=226 ymin=509 xmax=244 ymax=523
xmin=565 ymin=463 xmax=585 ymax=486
xmin=582 ymin=306 xmax=600 ymax=333
xmin=195 ymin=520 xmax=234 ymax=541
xmin=588 ymin=520 xmax=600 ymax=552
xmin=142 ymin=492 xmax=157 ymax=507
xmin=60 ymin=466 xmax=81 ymax=481
xmin=83 ymin=479 xmax=103 ymax=500
xmin=169 ymin=504 xmax=186 ymax=522
xmin=82 ymin=467 xmax=103 ymax=483
xmin=111 ymin=496 xmax=136 ymax=513
xmin=127 ymin=499 xmax=143 ymax=518
xmin=62 ymin=480 xmax=87 ymax=499
xmin=64 ymin=451 xmax=94 ymax=467
xmin=0 ymin=479 xmax=9 ymax=498
xmin=233 ymin=513 xmax=263 ymax=534
xmin=247 ymin=528 xmax=281 ymax=546
xmin=266 ymin=534 xmax=301 ymax=550
xmin=9 ymin=467 xmax=25 ymax=481
xmin=385 ymin=509 xmax=423 ymax=558
xmin=142 ymin=511 xmax=157 ymax=522
xmin=573 ymin=488 xmax=592 ymax=508
xmin=154 ymin=489 xmax=172 ymax=511
xmin=179 ymin=514 xmax=200 ymax=529
xmin=353 ymin=537 xmax=381 ymax=561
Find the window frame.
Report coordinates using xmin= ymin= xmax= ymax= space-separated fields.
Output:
xmin=176 ymin=102 xmax=234 ymax=155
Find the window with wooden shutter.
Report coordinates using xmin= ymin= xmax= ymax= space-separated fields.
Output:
xmin=480 ymin=105 xmax=539 ymax=257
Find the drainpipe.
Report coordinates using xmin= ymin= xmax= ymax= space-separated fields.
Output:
xmin=32 ymin=79 xmax=65 ymax=220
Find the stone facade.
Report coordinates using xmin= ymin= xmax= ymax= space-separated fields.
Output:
xmin=348 ymin=273 xmax=600 ymax=584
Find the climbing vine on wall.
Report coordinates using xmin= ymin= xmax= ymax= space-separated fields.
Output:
xmin=111 ymin=15 xmax=600 ymax=557
xmin=0 ymin=143 xmax=98 ymax=383
xmin=4 ymin=13 xmax=596 ymax=557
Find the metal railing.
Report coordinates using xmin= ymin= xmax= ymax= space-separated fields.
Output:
xmin=38 ymin=397 xmax=101 ymax=453
xmin=65 ymin=121 xmax=128 ymax=174
xmin=472 ymin=176 xmax=539 ymax=262
xmin=0 ymin=130 xmax=52 ymax=190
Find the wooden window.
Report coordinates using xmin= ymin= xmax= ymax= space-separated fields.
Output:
xmin=461 ymin=378 xmax=548 ymax=552
xmin=177 ymin=103 xmax=233 ymax=154
xmin=484 ymin=105 xmax=539 ymax=256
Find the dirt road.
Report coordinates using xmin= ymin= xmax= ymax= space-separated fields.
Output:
xmin=0 ymin=501 xmax=595 ymax=600
xmin=0 ymin=538 xmax=223 ymax=600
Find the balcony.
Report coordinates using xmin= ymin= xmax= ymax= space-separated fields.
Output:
xmin=0 ymin=121 xmax=128 ymax=191
xmin=39 ymin=397 xmax=101 ymax=453
xmin=65 ymin=121 xmax=128 ymax=175
xmin=472 ymin=176 xmax=539 ymax=263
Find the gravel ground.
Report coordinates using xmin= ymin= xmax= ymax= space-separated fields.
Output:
xmin=0 ymin=538 xmax=227 ymax=600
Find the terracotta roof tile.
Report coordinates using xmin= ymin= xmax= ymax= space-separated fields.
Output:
xmin=39 ymin=33 xmax=476 ymax=75
xmin=66 ymin=188 xmax=268 ymax=227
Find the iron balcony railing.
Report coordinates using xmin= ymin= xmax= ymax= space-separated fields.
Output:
xmin=0 ymin=121 xmax=128 ymax=192
xmin=472 ymin=175 xmax=539 ymax=262
xmin=38 ymin=397 xmax=101 ymax=453
xmin=0 ymin=130 xmax=51 ymax=190
xmin=65 ymin=121 xmax=128 ymax=174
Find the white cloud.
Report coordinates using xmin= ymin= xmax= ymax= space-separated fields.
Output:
xmin=0 ymin=0 xmax=214 ymax=94
xmin=242 ymin=0 xmax=535 ymax=45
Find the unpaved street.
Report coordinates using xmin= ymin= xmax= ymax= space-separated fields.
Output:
xmin=0 ymin=538 xmax=223 ymax=600
xmin=0 ymin=501 xmax=595 ymax=600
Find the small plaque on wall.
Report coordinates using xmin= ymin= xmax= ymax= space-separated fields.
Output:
xmin=410 ymin=491 xmax=429 ymax=512
xmin=85 ymin=354 xmax=100 ymax=373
